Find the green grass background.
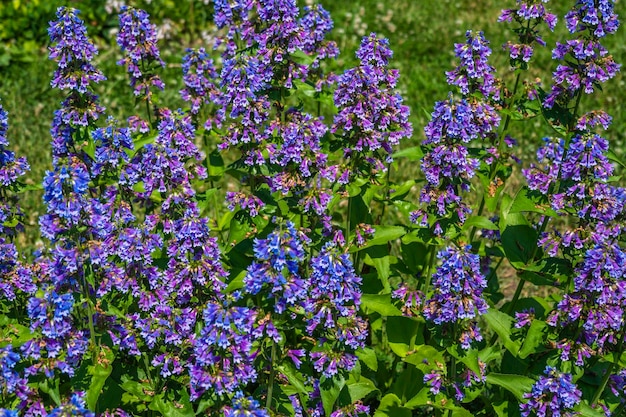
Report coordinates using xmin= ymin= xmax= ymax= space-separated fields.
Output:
xmin=1 ymin=0 xmax=625 ymax=245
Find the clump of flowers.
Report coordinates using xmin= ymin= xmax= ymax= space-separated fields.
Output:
xmin=520 ymin=366 xmax=582 ymax=417
xmin=423 ymin=245 xmax=488 ymax=348
xmin=332 ymin=33 xmax=412 ymax=179
xmin=117 ymin=6 xmax=165 ymax=101
xmin=412 ymin=30 xmax=500 ymax=232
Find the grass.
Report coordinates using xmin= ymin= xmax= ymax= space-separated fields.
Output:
xmin=1 ymin=0 xmax=625 ymax=250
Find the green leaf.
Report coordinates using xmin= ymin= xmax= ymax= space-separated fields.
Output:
xmin=509 ymin=188 xmax=557 ymax=216
xmin=501 ymin=225 xmax=538 ymax=266
xmin=132 ymin=133 xmax=156 ymax=154
xmin=86 ymin=346 xmax=115 ymax=410
xmin=371 ymin=255 xmax=391 ymax=292
xmin=393 ymin=146 xmax=424 ymax=161
xmin=373 ymin=393 xmax=412 ymax=417
xmin=347 ymin=377 xmax=378 ymax=402
xmin=576 ymin=402 xmax=610 ymax=417
xmin=350 ymin=225 xmax=406 ymax=252
xmin=356 ymin=348 xmax=378 ymax=371
xmin=225 ymin=269 xmax=246 ymax=293
xmin=462 ymin=215 xmax=499 ymax=232
xmin=361 ymin=293 xmax=403 ymax=316
xmin=320 ymin=375 xmax=346 ymax=416
xmin=404 ymin=345 xmax=446 ymax=373
xmin=148 ymin=393 xmax=195 ymax=417
xmin=492 ymin=401 xmax=520 ymax=417
xmin=518 ymin=320 xmax=548 ymax=359
xmin=607 ymin=149 xmax=626 ymax=169
xmin=403 ymin=388 xmax=431 ymax=409
xmin=389 ymin=180 xmax=416 ymax=201
xmin=207 ymin=149 xmax=225 ymax=178
xmin=278 ymin=364 xmax=309 ymax=395
xmin=387 ymin=316 xmax=421 ymax=357
xmin=483 ymin=309 xmax=521 ymax=354
xmin=39 ymin=379 xmax=62 ymax=406
xmin=486 ymin=373 xmax=534 ymax=401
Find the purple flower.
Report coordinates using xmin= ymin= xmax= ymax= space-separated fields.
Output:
xmin=48 ymin=7 xmax=106 ymax=93
xmin=545 ymin=0 xmax=620 ymax=107
xmin=310 ymin=350 xmax=357 ymax=379
xmin=27 ymin=289 xmax=74 ymax=339
xmin=499 ymin=1 xmax=557 ymax=65
xmin=42 ymin=157 xmax=90 ymax=226
xmin=330 ymin=402 xmax=370 ymax=417
xmin=564 ymin=0 xmax=619 ymax=37
xmin=520 ymin=366 xmax=582 ymax=417
xmin=92 ymin=117 xmax=133 ymax=175
xmin=332 ymin=33 xmax=412 ymax=175
xmin=117 ymin=6 xmax=165 ymax=100
xmin=299 ymin=4 xmax=339 ymax=65
xmin=190 ymin=301 xmax=259 ymax=400
xmin=48 ymin=393 xmax=94 ymax=417
xmin=0 ymin=345 xmax=30 ymax=399
xmin=307 ymin=242 xmax=365 ymax=336
xmin=180 ymin=48 xmax=218 ymax=116
xmin=423 ymin=245 xmax=488 ymax=348
xmin=548 ymin=242 xmax=626 ymax=353
xmin=356 ymin=33 xmax=393 ymax=67
xmin=446 ymin=31 xmax=498 ymax=98
xmin=0 ymin=104 xmax=29 ymax=238
xmin=222 ymin=391 xmax=269 ymax=417
xmin=244 ymin=222 xmax=309 ymax=313
xmin=523 ymin=137 xmax=565 ymax=194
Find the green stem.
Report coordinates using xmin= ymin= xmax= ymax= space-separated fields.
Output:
xmin=591 ymin=328 xmax=624 ymax=405
xmin=266 ymin=341 xmax=277 ymax=410
xmin=189 ymin=0 xmax=195 ymax=38
xmin=468 ymin=69 xmax=522 ymax=242
xmin=379 ymin=162 xmax=392 ymax=224
xmin=346 ymin=196 xmax=352 ymax=241
xmin=143 ymin=352 xmax=154 ymax=385
xmin=504 ymin=214 xmax=551 ymax=316
xmin=421 ymin=245 xmax=438 ymax=296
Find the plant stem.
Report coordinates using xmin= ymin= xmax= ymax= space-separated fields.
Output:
xmin=591 ymin=328 xmax=624 ymax=405
xmin=266 ymin=341 xmax=277 ymax=410
xmin=505 ymin=214 xmax=551 ymax=315
xmin=468 ymin=69 xmax=521 ymax=242
xmin=346 ymin=195 xmax=352 ymax=241
xmin=421 ymin=245 xmax=438 ymax=296
xmin=379 ymin=162 xmax=392 ymax=224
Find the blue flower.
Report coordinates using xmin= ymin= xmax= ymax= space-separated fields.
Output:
xmin=223 ymin=391 xmax=269 ymax=417
xmin=117 ymin=6 xmax=165 ymax=99
xmin=520 ymin=367 xmax=582 ymax=417
xmin=423 ymin=245 xmax=488 ymax=348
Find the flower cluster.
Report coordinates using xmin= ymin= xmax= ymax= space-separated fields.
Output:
xmin=48 ymin=7 xmax=106 ymax=158
xmin=423 ymin=245 xmax=488 ymax=348
xmin=545 ymin=0 xmax=620 ymax=108
xmin=180 ymin=48 xmax=218 ymax=117
xmin=0 ymin=103 xmax=29 ymax=257
xmin=520 ymin=366 xmax=582 ymax=417
xmin=332 ymin=33 xmax=413 ymax=177
xmin=190 ymin=301 xmax=260 ymax=399
xmin=117 ymin=6 xmax=165 ymax=101
xmin=222 ymin=392 xmax=270 ymax=417
xmin=499 ymin=0 xmax=557 ymax=65
xmin=412 ymin=31 xmax=500 ymax=232
xmin=244 ymin=222 xmax=309 ymax=313
xmin=446 ymin=30 xmax=499 ymax=98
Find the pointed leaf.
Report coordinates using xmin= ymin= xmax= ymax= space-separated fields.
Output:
xmin=486 ymin=373 xmax=534 ymax=401
xmin=361 ymin=294 xmax=403 ymax=316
